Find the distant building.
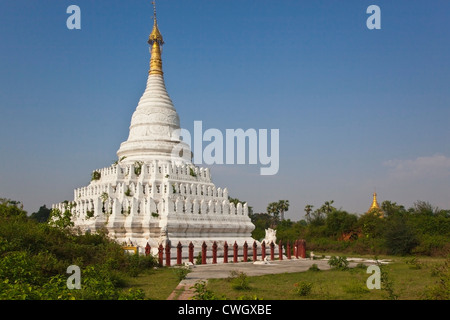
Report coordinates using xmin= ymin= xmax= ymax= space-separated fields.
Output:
xmin=367 ymin=192 xmax=384 ymax=218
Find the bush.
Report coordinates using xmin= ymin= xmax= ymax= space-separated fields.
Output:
xmin=126 ymin=253 xmax=159 ymax=277
xmin=0 ymin=199 xmax=27 ymax=219
xmin=173 ymin=266 xmax=191 ymax=282
xmin=413 ymin=234 xmax=450 ymax=256
xmin=0 ymin=213 xmax=155 ymax=300
xmin=237 ymin=294 xmax=262 ymax=300
xmin=190 ymin=281 xmax=220 ymax=300
xmin=376 ymin=260 xmax=399 ymax=300
xmin=293 ymin=281 xmax=313 ymax=296
xmin=228 ymin=271 xmax=250 ymax=290
xmin=422 ymin=258 xmax=450 ymax=300
xmin=343 ymin=281 xmax=370 ymax=295
xmin=325 ymin=210 xmax=358 ymax=237
xmin=328 ymin=256 xmax=349 ymax=270
xmin=405 ymin=257 xmax=422 ymax=270
xmin=195 ymin=252 xmax=202 ymax=265
xmin=384 ymin=216 xmax=419 ymax=255
xmin=308 ymin=264 xmax=321 ymax=272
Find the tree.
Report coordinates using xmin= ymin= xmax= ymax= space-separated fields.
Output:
xmin=249 ymin=212 xmax=272 ymax=240
xmin=310 ymin=208 xmax=325 ymax=227
xmin=30 ymin=205 xmax=51 ymax=223
xmin=278 ymin=200 xmax=290 ymax=221
xmin=266 ymin=200 xmax=290 ymax=227
xmin=412 ymin=201 xmax=440 ymax=216
xmin=325 ymin=210 xmax=358 ymax=238
xmin=384 ymin=215 xmax=419 ymax=255
xmin=307 ymin=200 xmax=336 ymax=227
xmin=304 ymin=204 xmax=314 ymax=222
xmin=0 ymin=198 xmax=27 ymax=219
xmin=48 ymin=201 xmax=74 ymax=230
xmin=357 ymin=211 xmax=385 ymax=239
xmin=266 ymin=202 xmax=280 ymax=228
xmin=381 ymin=201 xmax=406 ymax=218
xmin=320 ymin=200 xmax=335 ymax=215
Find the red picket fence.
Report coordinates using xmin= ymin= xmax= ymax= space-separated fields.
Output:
xmin=144 ymin=239 xmax=307 ymax=267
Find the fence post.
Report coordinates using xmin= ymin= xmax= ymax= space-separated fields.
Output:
xmin=158 ymin=244 xmax=163 ymax=266
xmin=270 ymin=241 xmax=275 ymax=261
xmin=223 ymin=241 xmax=228 ymax=263
xmin=252 ymin=241 xmax=257 ymax=261
xmin=233 ymin=241 xmax=238 ymax=263
xmin=201 ymin=241 xmax=207 ymax=264
xmin=165 ymin=243 xmax=171 ymax=267
xmin=188 ymin=242 xmax=194 ymax=264
xmin=212 ymin=241 xmax=218 ymax=264
xmin=304 ymin=239 xmax=307 ymax=259
xmin=177 ymin=241 xmax=182 ymax=265
xmin=278 ymin=240 xmax=283 ymax=260
xmin=294 ymin=240 xmax=299 ymax=259
xmin=145 ymin=242 xmax=151 ymax=256
xmin=287 ymin=240 xmax=291 ymax=259
xmin=300 ymin=239 xmax=306 ymax=258
xmin=261 ymin=241 xmax=266 ymax=261
xmin=243 ymin=241 xmax=248 ymax=262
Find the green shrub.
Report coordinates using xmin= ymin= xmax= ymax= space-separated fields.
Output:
xmin=190 ymin=281 xmax=220 ymax=300
xmin=343 ymin=281 xmax=370 ymax=295
xmin=228 ymin=271 xmax=250 ymax=290
xmin=384 ymin=216 xmax=419 ymax=255
xmin=189 ymin=168 xmax=197 ymax=177
xmin=173 ymin=266 xmax=191 ymax=282
xmin=413 ymin=234 xmax=450 ymax=256
xmin=293 ymin=281 xmax=313 ymax=296
xmin=422 ymin=258 xmax=450 ymax=300
xmin=237 ymin=294 xmax=262 ymax=300
xmin=91 ymin=171 xmax=101 ymax=181
xmin=0 ymin=199 xmax=27 ymax=219
xmin=376 ymin=260 xmax=399 ymax=300
xmin=405 ymin=257 xmax=422 ymax=270
xmin=195 ymin=252 xmax=202 ymax=265
xmin=0 ymin=213 xmax=154 ymax=300
xmin=125 ymin=252 xmax=158 ymax=277
xmin=308 ymin=264 xmax=321 ymax=272
xmin=328 ymin=256 xmax=349 ymax=270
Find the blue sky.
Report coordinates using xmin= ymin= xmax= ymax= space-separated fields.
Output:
xmin=1 ymin=0 xmax=449 ymax=219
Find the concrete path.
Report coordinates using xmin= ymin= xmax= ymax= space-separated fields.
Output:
xmin=167 ymin=258 xmax=334 ymax=300
xmin=166 ymin=257 xmax=390 ymax=300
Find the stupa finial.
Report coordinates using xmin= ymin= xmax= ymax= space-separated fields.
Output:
xmin=367 ymin=190 xmax=384 ymax=218
xmin=148 ymin=0 xmax=164 ymax=75
xmin=370 ymin=192 xmax=380 ymax=210
xmin=152 ymin=0 xmax=157 ymax=22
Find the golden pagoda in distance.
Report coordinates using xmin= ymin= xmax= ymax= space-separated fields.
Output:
xmin=367 ymin=192 xmax=384 ymax=217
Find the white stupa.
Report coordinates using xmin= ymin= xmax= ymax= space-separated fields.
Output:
xmin=52 ymin=5 xmax=255 ymax=255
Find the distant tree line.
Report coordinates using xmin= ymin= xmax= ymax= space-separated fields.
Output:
xmin=250 ymin=199 xmax=450 ymax=256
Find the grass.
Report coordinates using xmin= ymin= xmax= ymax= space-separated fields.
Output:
xmin=119 ymin=253 xmax=449 ymax=300
xmin=206 ymin=254 xmax=449 ymax=300
xmin=123 ymin=267 xmax=180 ymax=300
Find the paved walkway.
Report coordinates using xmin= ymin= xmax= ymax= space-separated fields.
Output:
xmin=167 ymin=258 xmax=345 ymax=300
xmin=166 ymin=257 xmax=389 ymax=300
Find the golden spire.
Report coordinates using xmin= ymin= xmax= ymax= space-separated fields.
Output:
xmin=367 ymin=191 xmax=384 ymax=217
xmin=369 ymin=192 xmax=380 ymax=211
xmin=148 ymin=1 xmax=164 ymax=75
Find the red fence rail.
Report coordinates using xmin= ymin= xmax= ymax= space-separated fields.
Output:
xmin=145 ymin=239 xmax=307 ymax=267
